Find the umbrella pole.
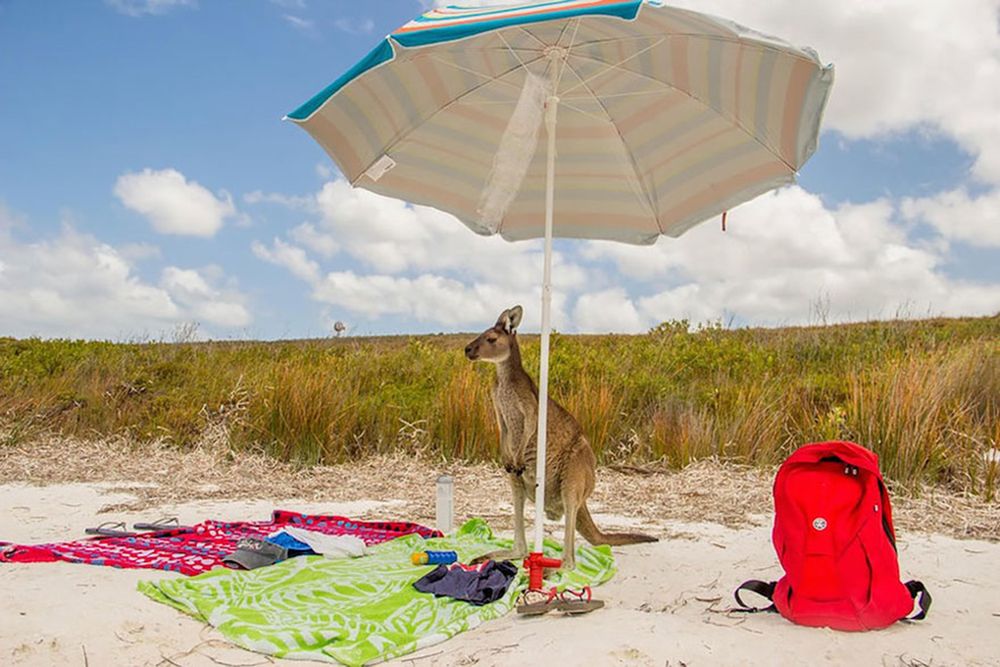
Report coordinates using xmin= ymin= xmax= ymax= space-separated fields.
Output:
xmin=532 ymin=94 xmax=559 ymax=556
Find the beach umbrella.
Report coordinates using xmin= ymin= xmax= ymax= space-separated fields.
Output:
xmin=286 ymin=0 xmax=833 ymax=558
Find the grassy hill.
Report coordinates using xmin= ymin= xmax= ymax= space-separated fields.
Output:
xmin=1 ymin=316 xmax=997 ymax=497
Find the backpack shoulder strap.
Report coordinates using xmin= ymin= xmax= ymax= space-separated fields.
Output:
xmin=733 ymin=580 xmax=777 ymax=613
xmin=904 ymin=580 xmax=932 ymax=620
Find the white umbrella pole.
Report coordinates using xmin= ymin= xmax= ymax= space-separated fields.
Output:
xmin=533 ymin=94 xmax=558 ymax=555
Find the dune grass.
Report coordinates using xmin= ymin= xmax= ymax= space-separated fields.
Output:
xmin=0 ymin=316 xmax=997 ymax=496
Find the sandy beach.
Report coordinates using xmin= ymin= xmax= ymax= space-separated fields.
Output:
xmin=1 ymin=438 xmax=999 ymax=666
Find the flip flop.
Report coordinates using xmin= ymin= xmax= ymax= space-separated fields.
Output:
xmin=133 ymin=516 xmax=189 ymax=531
xmin=555 ymin=586 xmax=605 ymax=614
xmin=516 ymin=587 xmax=560 ymax=616
xmin=85 ymin=521 xmax=136 ymax=538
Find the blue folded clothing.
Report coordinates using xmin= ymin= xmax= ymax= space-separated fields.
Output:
xmin=265 ymin=530 xmax=316 ymax=556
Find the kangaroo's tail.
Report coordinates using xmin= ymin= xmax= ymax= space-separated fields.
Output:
xmin=575 ymin=503 xmax=658 ymax=546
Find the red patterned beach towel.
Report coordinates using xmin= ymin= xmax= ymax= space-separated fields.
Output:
xmin=0 ymin=510 xmax=440 ymax=575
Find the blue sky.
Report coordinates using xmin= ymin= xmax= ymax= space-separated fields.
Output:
xmin=2 ymin=0 xmax=998 ymax=340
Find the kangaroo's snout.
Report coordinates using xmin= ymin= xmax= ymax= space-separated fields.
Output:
xmin=465 ymin=343 xmax=478 ymax=360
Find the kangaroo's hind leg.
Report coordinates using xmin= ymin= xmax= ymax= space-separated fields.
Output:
xmin=559 ymin=439 xmax=596 ymax=571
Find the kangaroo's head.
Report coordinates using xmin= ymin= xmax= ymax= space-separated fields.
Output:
xmin=464 ymin=305 xmax=523 ymax=364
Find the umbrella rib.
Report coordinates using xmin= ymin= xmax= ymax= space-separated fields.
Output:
xmin=352 ymin=54 xmax=549 ymax=186
xmin=560 ymin=89 xmax=665 ymax=101
xmin=557 ymin=33 xmax=820 ymax=68
xmin=497 ymin=31 xmax=532 ymax=73
xmin=554 ymin=18 xmax=583 ymax=92
xmin=567 ymin=50 xmax=795 ymax=172
xmin=557 ymin=99 xmax=612 ymax=123
xmin=558 ymin=37 xmax=665 ymax=98
xmin=516 ymin=25 xmax=549 ymax=49
xmin=561 ymin=59 xmax=662 ymax=234
xmin=424 ymin=54 xmax=528 ymax=94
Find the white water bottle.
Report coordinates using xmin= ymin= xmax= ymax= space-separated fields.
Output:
xmin=436 ymin=475 xmax=454 ymax=534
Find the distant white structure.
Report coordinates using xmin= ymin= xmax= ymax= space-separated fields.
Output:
xmin=333 ymin=321 xmax=347 ymax=337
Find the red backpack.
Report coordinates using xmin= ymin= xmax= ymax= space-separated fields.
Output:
xmin=735 ymin=441 xmax=931 ymax=631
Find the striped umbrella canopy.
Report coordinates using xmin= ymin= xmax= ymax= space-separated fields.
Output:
xmin=287 ymin=0 xmax=833 ymax=558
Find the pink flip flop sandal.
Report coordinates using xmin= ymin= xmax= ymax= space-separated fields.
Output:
xmin=556 ymin=586 xmax=605 ymax=614
xmin=516 ymin=587 xmax=560 ymax=615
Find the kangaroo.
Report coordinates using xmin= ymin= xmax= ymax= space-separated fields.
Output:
xmin=464 ymin=305 xmax=657 ymax=570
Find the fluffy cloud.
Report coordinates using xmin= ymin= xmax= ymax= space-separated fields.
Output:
xmin=0 ymin=213 xmax=250 ymax=339
xmin=573 ymin=289 xmax=646 ymax=334
xmin=160 ymin=267 xmax=251 ymax=327
xmin=582 ymin=186 xmax=1000 ymax=327
xmin=252 ymin=238 xmax=321 ymax=283
xmin=334 ymin=17 xmax=374 ymax=34
xmin=901 ymin=188 xmax=1000 ymax=248
xmin=312 ymin=180 xmax=586 ymax=291
xmin=105 ymin=0 xmax=195 ymax=17
xmin=311 ymin=271 xmax=569 ymax=330
xmin=114 ymin=168 xmax=237 ymax=237
xmin=249 ymin=178 xmax=585 ymax=328
xmin=283 ymin=15 xmax=315 ymax=32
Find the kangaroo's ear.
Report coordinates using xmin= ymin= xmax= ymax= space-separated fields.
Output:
xmin=494 ymin=308 xmax=511 ymax=331
xmin=495 ymin=306 xmax=523 ymax=333
xmin=507 ymin=305 xmax=523 ymax=332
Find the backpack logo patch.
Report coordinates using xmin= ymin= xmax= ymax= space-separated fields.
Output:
xmin=812 ymin=517 xmax=828 ymax=531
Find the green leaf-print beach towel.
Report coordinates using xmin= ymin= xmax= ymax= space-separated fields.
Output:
xmin=139 ymin=518 xmax=615 ymax=666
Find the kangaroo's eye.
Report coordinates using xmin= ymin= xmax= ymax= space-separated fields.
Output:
xmin=487 ymin=337 xmax=497 ymax=344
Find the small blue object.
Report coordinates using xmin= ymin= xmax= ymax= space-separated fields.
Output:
xmin=266 ymin=531 xmax=316 ymax=556
xmin=412 ymin=550 xmax=458 ymax=565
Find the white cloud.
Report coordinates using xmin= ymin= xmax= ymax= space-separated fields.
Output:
xmin=243 ymin=190 xmax=313 ymax=209
xmin=334 ymin=17 xmax=375 ymax=34
xmin=315 ymin=163 xmax=334 ymax=180
xmin=283 ymin=15 xmax=315 ymax=32
xmin=252 ymin=238 xmax=321 ymax=283
xmin=289 ymin=223 xmax=339 ymax=258
xmin=105 ymin=0 xmax=195 ymax=17
xmin=160 ymin=267 xmax=251 ymax=327
xmin=312 ymin=179 xmax=586 ymax=291
xmin=114 ymin=168 xmax=237 ymax=238
xmin=573 ymin=288 xmax=645 ymax=334
xmin=901 ymin=188 xmax=1000 ymax=248
xmin=311 ymin=271 xmax=569 ymax=330
xmin=251 ymin=178 xmax=588 ymax=330
xmin=0 ymin=217 xmax=250 ymax=339
xmin=581 ymin=186 xmax=1000 ymax=328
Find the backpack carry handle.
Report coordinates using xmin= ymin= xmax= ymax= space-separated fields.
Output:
xmin=733 ymin=580 xmax=777 ymax=613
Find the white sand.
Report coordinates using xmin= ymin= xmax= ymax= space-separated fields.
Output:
xmin=1 ymin=483 xmax=998 ymax=666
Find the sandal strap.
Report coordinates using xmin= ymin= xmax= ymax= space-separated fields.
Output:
xmin=96 ymin=521 xmax=127 ymax=530
xmin=559 ymin=586 xmax=592 ymax=603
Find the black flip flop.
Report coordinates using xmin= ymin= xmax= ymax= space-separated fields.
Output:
xmin=134 ymin=516 xmax=190 ymax=531
xmin=85 ymin=521 xmax=136 ymax=538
